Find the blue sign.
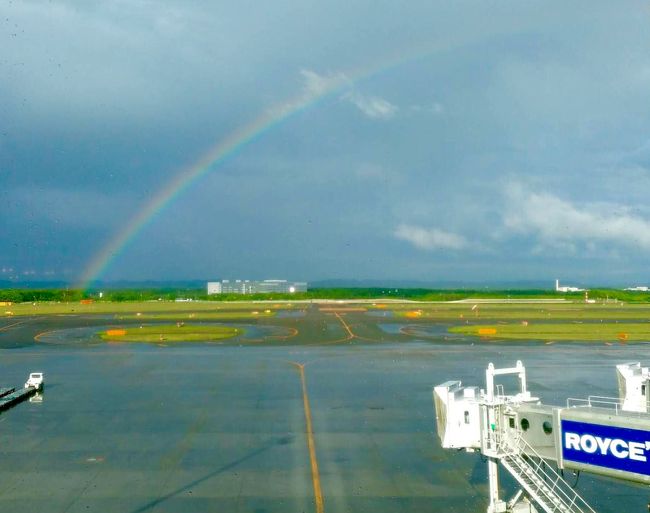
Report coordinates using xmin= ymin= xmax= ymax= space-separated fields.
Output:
xmin=561 ymin=420 xmax=650 ymax=476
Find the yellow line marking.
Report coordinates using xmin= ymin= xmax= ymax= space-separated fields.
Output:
xmin=34 ymin=330 xmax=56 ymax=342
xmin=268 ymin=327 xmax=299 ymax=340
xmin=291 ymin=362 xmax=324 ymax=513
xmin=0 ymin=319 xmax=29 ymax=332
xmin=330 ymin=312 xmax=379 ymax=343
xmin=333 ymin=313 xmax=354 ymax=339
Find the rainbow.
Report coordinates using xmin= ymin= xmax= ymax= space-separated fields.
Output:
xmin=77 ymin=41 xmax=455 ymax=289
xmin=77 ymin=71 xmax=352 ymax=288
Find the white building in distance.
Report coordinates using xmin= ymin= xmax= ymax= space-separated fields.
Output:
xmin=624 ymin=286 xmax=650 ymax=292
xmin=555 ymin=279 xmax=585 ymax=293
xmin=207 ymin=279 xmax=307 ymax=295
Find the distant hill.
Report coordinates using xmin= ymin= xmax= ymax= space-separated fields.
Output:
xmin=308 ymin=279 xmax=555 ymax=290
xmin=0 ymin=277 xmax=614 ymax=291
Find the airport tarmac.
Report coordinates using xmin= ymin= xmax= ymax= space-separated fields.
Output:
xmin=0 ymin=307 xmax=647 ymax=513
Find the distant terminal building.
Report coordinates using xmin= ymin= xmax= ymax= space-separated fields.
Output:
xmin=207 ymin=279 xmax=308 ymax=295
xmin=624 ymin=286 xmax=650 ymax=292
xmin=555 ymin=279 xmax=585 ymax=293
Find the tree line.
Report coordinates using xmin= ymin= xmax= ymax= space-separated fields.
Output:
xmin=1 ymin=287 xmax=648 ymax=303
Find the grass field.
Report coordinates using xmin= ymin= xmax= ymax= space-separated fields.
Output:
xmin=5 ymin=299 xmax=650 ymax=323
xmin=8 ymin=299 xmax=650 ymax=345
xmin=98 ymin=324 xmax=241 ymax=342
xmin=389 ymin=302 xmax=650 ymax=321
xmin=115 ymin=311 xmax=275 ymax=321
xmin=449 ymin=322 xmax=650 ymax=342
xmin=2 ymin=301 xmax=297 ymax=316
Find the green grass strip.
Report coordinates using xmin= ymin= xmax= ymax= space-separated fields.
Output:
xmin=449 ymin=323 xmax=650 ymax=341
xmin=99 ymin=324 xmax=241 ymax=342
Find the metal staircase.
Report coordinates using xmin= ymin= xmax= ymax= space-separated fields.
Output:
xmin=499 ymin=435 xmax=596 ymax=513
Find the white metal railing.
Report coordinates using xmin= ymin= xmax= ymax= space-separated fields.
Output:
xmin=567 ymin=393 xmax=650 ymax=417
xmin=499 ymin=432 xmax=596 ymax=513
xmin=566 ymin=395 xmax=623 ymax=412
xmin=566 ymin=395 xmax=650 ymax=417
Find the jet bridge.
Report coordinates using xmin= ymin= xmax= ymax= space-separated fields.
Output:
xmin=434 ymin=361 xmax=650 ymax=513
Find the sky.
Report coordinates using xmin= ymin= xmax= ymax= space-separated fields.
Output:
xmin=2 ymin=1 xmax=650 ymax=286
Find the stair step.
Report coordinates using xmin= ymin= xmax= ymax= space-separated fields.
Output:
xmin=502 ymin=460 xmax=583 ymax=513
xmin=499 ymin=442 xmax=596 ymax=513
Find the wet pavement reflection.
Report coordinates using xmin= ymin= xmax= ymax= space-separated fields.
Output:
xmin=0 ymin=316 xmax=645 ymax=512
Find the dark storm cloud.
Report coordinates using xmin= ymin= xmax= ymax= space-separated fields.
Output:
xmin=2 ymin=1 xmax=650 ymax=283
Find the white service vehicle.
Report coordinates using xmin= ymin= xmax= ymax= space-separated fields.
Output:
xmin=24 ymin=372 xmax=44 ymax=390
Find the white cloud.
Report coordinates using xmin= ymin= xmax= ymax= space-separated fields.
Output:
xmin=342 ymin=90 xmax=398 ymax=119
xmin=504 ymin=183 xmax=650 ymax=251
xmin=300 ymin=69 xmax=349 ymax=97
xmin=269 ymin=69 xmax=349 ymax=118
xmin=430 ymin=102 xmax=444 ymax=114
xmin=394 ymin=224 xmax=467 ymax=250
xmin=272 ymin=70 xmax=397 ymax=121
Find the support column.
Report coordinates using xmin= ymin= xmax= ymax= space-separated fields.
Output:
xmin=487 ymin=456 xmax=507 ymax=513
